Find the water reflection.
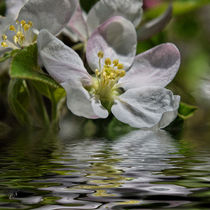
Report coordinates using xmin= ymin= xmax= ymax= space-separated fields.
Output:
xmin=0 ymin=128 xmax=210 ymax=209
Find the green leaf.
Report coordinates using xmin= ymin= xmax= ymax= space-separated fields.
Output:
xmin=31 ymin=80 xmax=66 ymax=124
xmin=178 ymin=102 xmax=197 ymax=119
xmin=8 ymin=79 xmax=32 ymax=125
xmin=10 ymin=44 xmax=60 ymax=89
xmin=8 ymin=79 xmax=52 ymax=127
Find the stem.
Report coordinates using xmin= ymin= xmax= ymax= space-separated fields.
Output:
xmin=49 ymin=89 xmax=57 ymax=122
xmin=72 ymin=43 xmax=84 ymax=51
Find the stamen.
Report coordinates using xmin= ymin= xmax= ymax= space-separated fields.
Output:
xmin=90 ymin=51 xmax=126 ymax=106
xmin=2 ymin=34 xmax=7 ymax=41
xmin=2 ymin=19 xmax=35 ymax=49
xmin=9 ymin=25 xmax=16 ymax=32
xmin=105 ymin=58 xmax=111 ymax=66
xmin=113 ymin=59 xmax=119 ymax=66
xmin=20 ymin=20 xmax=26 ymax=26
xmin=13 ymin=35 xmax=18 ymax=44
xmin=119 ymin=70 xmax=126 ymax=77
xmin=1 ymin=42 xmax=8 ymax=47
xmin=95 ymin=69 xmax=100 ymax=77
xmin=28 ymin=21 xmax=33 ymax=27
xmin=24 ymin=24 xmax=30 ymax=31
xmin=117 ymin=64 xmax=124 ymax=69
xmin=97 ymin=51 xmax=104 ymax=59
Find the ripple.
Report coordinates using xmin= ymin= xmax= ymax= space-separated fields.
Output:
xmin=0 ymin=129 xmax=210 ymax=209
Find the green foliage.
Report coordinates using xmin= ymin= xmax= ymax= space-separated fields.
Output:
xmin=0 ymin=1 xmax=6 ymax=16
xmin=0 ymin=49 xmax=19 ymax=63
xmin=7 ymin=44 xmax=65 ymax=127
xmin=8 ymin=79 xmax=32 ymax=125
xmin=10 ymin=44 xmax=60 ymax=89
xmin=0 ymin=122 xmax=10 ymax=139
xmin=107 ymin=118 xmax=136 ymax=139
xmin=80 ymin=0 xmax=98 ymax=12
xmin=144 ymin=0 xmax=210 ymax=20
xmin=178 ymin=102 xmax=197 ymax=119
xmin=0 ymin=51 xmax=12 ymax=63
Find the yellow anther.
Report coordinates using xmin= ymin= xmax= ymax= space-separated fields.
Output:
xmin=2 ymin=34 xmax=7 ymax=40
xmin=28 ymin=21 xmax=33 ymax=27
xmin=1 ymin=41 xmax=8 ymax=47
xmin=9 ymin=25 xmax=16 ymax=31
xmin=105 ymin=58 xmax=111 ymax=66
xmin=24 ymin=24 xmax=30 ymax=31
xmin=113 ymin=59 xmax=119 ymax=66
xmin=117 ymin=63 xmax=124 ymax=69
xmin=21 ymin=20 xmax=26 ymax=26
xmin=119 ymin=70 xmax=126 ymax=77
xmin=98 ymin=51 xmax=104 ymax=59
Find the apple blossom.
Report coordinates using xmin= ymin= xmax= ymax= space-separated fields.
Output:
xmin=64 ymin=0 xmax=143 ymax=42
xmin=38 ymin=16 xmax=180 ymax=129
xmin=0 ymin=0 xmax=77 ymax=50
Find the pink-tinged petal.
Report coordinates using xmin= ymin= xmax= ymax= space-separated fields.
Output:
xmin=6 ymin=0 xmax=27 ymax=19
xmin=65 ymin=1 xmax=88 ymax=42
xmin=86 ymin=16 xmax=137 ymax=71
xmin=62 ymin=79 xmax=109 ymax=119
xmin=138 ymin=3 xmax=172 ymax=41
xmin=111 ymin=87 xmax=180 ymax=128
xmin=87 ymin=0 xmax=143 ymax=34
xmin=38 ymin=29 xmax=91 ymax=84
xmin=119 ymin=43 xmax=180 ymax=90
xmin=17 ymin=0 xmax=77 ymax=35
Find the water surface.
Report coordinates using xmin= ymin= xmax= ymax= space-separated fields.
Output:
xmin=0 ymin=121 xmax=210 ymax=209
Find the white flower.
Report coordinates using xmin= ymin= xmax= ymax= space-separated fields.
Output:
xmin=64 ymin=0 xmax=143 ymax=42
xmin=38 ymin=16 xmax=181 ymax=129
xmin=0 ymin=0 xmax=77 ymax=50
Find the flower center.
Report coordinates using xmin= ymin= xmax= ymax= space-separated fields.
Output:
xmin=88 ymin=51 xmax=126 ymax=109
xmin=1 ymin=20 xmax=37 ymax=49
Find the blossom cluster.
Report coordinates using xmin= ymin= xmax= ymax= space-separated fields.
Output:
xmin=0 ymin=0 xmax=181 ymax=129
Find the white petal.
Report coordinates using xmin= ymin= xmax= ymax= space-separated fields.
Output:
xmin=6 ymin=0 xmax=27 ymax=19
xmin=157 ymin=95 xmax=180 ymax=128
xmin=111 ymin=87 xmax=180 ymax=129
xmin=38 ymin=29 xmax=91 ymax=84
xmin=86 ymin=16 xmax=137 ymax=71
xmin=0 ymin=16 xmax=13 ymax=36
xmin=120 ymin=43 xmax=180 ymax=90
xmin=87 ymin=0 xmax=143 ymax=34
xmin=65 ymin=1 xmax=88 ymax=42
xmin=17 ymin=0 xmax=77 ymax=35
xmin=62 ymin=80 xmax=109 ymax=119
